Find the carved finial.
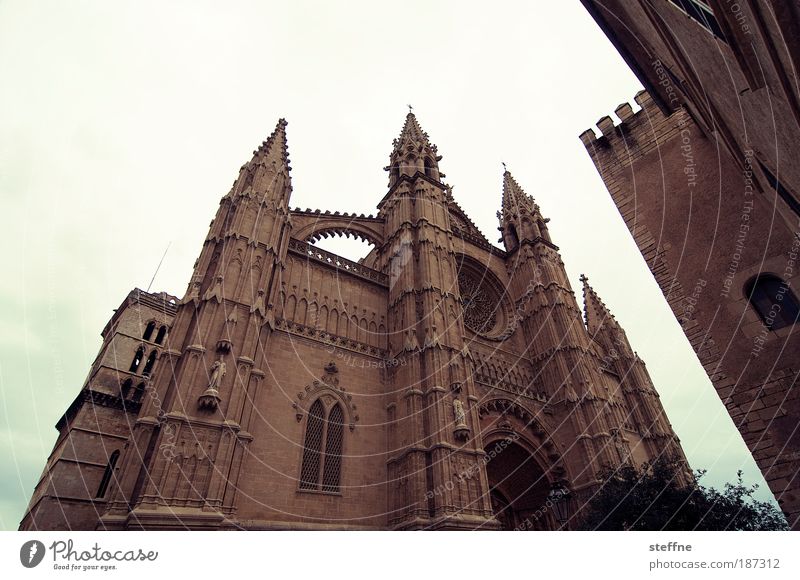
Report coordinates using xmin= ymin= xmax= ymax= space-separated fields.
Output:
xmin=502 ymin=161 xmax=507 ymax=170
xmin=407 ymin=104 xmax=413 ymax=114
xmin=580 ymin=273 xmax=588 ymax=283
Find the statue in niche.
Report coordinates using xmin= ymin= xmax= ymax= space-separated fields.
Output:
xmin=208 ymin=359 xmax=226 ymax=391
xmin=198 ymin=359 xmax=226 ymax=411
xmin=453 ymin=398 xmax=470 ymax=441
xmin=453 ymin=398 xmax=467 ymax=428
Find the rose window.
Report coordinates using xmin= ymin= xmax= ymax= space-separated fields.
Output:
xmin=458 ymin=271 xmax=499 ymax=334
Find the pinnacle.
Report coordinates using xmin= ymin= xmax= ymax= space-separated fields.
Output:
xmin=501 ymin=167 xmax=536 ymax=215
xmin=390 ymin=110 xmax=438 ymax=159
xmin=251 ymin=118 xmax=291 ymax=168
xmin=581 ymin=274 xmax=617 ymax=333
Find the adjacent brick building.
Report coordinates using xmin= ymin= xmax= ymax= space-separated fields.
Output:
xmin=21 ymin=114 xmax=686 ymax=530
xmin=580 ymin=0 xmax=800 ymax=528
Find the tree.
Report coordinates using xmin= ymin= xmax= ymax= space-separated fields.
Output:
xmin=579 ymin=458 xmax=788 ymax=530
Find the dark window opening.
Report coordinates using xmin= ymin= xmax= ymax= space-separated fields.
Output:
xmin=507 ymin=224 xmax=520 ymax=251
xmin=299 ymin=400 xmax=325 ymax=490
xmin=424 ymin=157 xmax=434 ymax=177
xmin=142 ymin=351 xmax=157 ymax=377
xmin=142 ymin=321 xmax=156 ymax=341
xmin=131 ymin=383 xmax=145 ymax=403
xmin=121 ymin=378 xmax=133 ymax=399
xmin=668 ymin=0 xmax=726 ymax=39
xmin=758 ymin=160 xmax=800 ymax=218
xmin=299 ymin=399 xmax=344 ymax=493
xmin=95 ymin=450 xmax=120 ymax=498
xmin=745 ymin=274 xmax=800 ymax=330
xmin=537 ymin=219 xmax=551 ymax=243
xmin=129 ymin=347 xmax=144 ymax=373
xmin=154 ymin=325 xmax=167 ymax=345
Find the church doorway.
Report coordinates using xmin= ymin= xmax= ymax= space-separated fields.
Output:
xmin=485 ymin=440 xmax=553 ymax=530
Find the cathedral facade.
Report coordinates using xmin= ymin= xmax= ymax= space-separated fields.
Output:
xmin=21 ymin=114 xmax=685 ymax=531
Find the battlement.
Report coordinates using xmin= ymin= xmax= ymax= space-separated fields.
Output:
xmin=291 ymin=207 xmax=381 ymax=221
xmin=578 ymin=90 xmax=692 ymax=180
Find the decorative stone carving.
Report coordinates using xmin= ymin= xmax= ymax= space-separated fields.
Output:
xmin=453 ymin=398 xmax=470 ymax=441
xmin=203 ymin=275 xmax=224 ymax=303
xmin=198 ymin=359 xmax=226 ymax=411
xmin=458 ymin=270 xmax=497 ymax=334
xmin=293 ymin=361 xmax=359 ymax=430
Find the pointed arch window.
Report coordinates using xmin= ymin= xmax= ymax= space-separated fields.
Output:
xmin=131 ymin=382 xmax=145 ymax=403
xmin=154 ymin=325 xmax=167 ymax=345
xmin=121 ymin=378 xmax=133 ymax=399
xmin=299 ymin=399 xmax=344 ymax=493
xmin=142 ymin=321 xmax=156 ymax=342
xmin=507 ymin=224 xmax=519 ymax=252
xmin=129 ymin=347 xmax=145 ymax=373
xmin=745 ymin=274 xmax=800 ymax=330
xmin=424 ymin=157 xmax=434 ymax=177
xmin=142 ymin=351 xmax=157 ymax=377
xmin=95 ymin=450 xmax=120 ymax=498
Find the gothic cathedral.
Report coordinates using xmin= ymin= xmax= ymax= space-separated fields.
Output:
xmin=21 ymin=113 xmax=686 ymax=530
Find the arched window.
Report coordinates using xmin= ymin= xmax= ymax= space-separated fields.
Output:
xmin=537 ymin=219 xmax=551 ymax=243
xmin=424 ymin=157 xmax=434 ymax=177
xmin=507 ymin=224 xmax=519 ymax=251
xmin=142 ymin=321 xmax=156 ymax=341
xmin=322 ymin=404 xmax=344 ymax=492
xmin=95 ymin=450 xmax=120 ymax=498
xmin=745 ymin=274 xmax=800 ymax=330
xmin=142 ymin=351 xmax=157 ymax=377
xmin=129 ymin=347 xmax=144 ymax=373
xmin=131 ymin=383 xmax=145 ymax=403
xmin=299 ymin=399 xmax=344 ymax=493
xmin=121 ymin=378 xmax=133 ymax=399
xmin=154 ymin=325 xmax=167 ymax=345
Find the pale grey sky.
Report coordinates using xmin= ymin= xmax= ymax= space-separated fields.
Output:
xmin=0 ymin=0 xmax=774 ymax=529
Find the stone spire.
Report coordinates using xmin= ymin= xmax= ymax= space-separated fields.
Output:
xmin=497 ymin=167 xmax=552 ymax=252
xmin=581 ymin=274 xmax=617 ymax=333
xmin=581 ymin=274 xmax=634 ymax=360
xmin=385 ymin=111 xmax=443 ymax=188
xmin=501 ymin=168 xmax=537 ymax=217
xmin=232 ymin=118 xmax=292 ymax=205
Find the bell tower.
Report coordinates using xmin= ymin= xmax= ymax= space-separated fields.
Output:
xmin=498 ymin=169 xmax=628 ymax=492
xmin=378 ymin=112 xmax=496 ymax=529
xmin=99 ymin=119 xmax=293 ymax=529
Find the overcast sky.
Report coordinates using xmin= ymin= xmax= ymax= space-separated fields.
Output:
xmin=0 ymin=0 xmax=776 ymax=529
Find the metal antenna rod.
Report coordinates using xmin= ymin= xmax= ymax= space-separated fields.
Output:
xmin=146 ymin=241 xmax=171 ymax=293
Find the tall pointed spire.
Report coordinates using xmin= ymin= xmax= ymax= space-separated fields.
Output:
xmin=497 ymin=167 xmax=553 ymax=251
xmin=233 ymin=118 xmax=292 ymax=204
xmin=385 ymin=110 xmax=443 ymax=188
xmin=581 ymin=274 xmax=617 ymax=333
xmin=501 ymin=168 xmax=536 ymax=216
xmin=253 ymin=118 xmax=290 ymax=166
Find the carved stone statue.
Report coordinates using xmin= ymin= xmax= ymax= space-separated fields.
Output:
xmin=198 ymin=359 xmax=226 ymax=412
xmin=208 ymin=360 xmax=226 ymax=391
xmin=453 ymin=398 xmax=467 ymax=427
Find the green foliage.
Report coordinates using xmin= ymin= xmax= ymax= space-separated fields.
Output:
xmin=579 ymin=458 xmax=789 ymax=531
